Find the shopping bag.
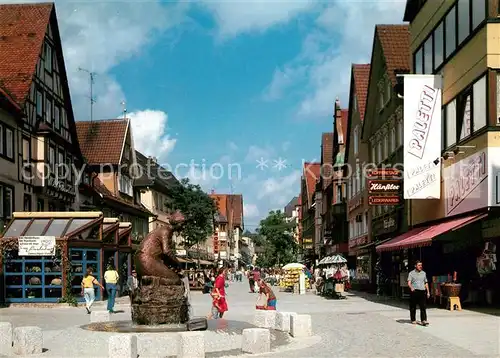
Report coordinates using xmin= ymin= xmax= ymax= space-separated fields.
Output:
xmin=255 ymin=293 xmax=267 ymax=309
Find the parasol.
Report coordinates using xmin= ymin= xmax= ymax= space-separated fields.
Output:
xmin=282 ymin=263 xmax=305 ymax=270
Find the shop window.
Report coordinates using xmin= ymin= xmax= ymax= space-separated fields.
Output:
xmin=423 ymin=36 xmax=433 ymax=74
xmin=473 ymin=75 xmax=487 ymax=131
xmin=3 ymin=252 xmax=63 ymax=302
xmin=434 ymin=22 xmax=444 ymax=70
xmin=70 ymin=248 xmax=101 ymax=302
xmin=446 ymin=100 xmax=457 ymax=147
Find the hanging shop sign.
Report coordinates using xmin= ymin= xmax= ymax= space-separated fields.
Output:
xmin=213 ymin=232 xmax=219 ymax=254
xmin=47 ymin=177 xmax=75 ymax=195
xmin=367 ymin=169 xmax=401 ymax=206
xmin=18 ymin=236 xmax=56 ymax=256
xmin=348 ymin=194 xmax=363 ymax=213
xmin=176 ymin=249 xmax=187 ymax=256
xmin=372 ymin=212 xmax=399 ymax=237
xmin=368 ymin=180 xmax=401 ymax=194
xmin=403 ymin=74 xmax=443 ymax=199
xmin=444 ymin=149 xmax=487 ymax=217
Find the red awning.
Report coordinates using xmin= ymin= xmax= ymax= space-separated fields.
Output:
xmin=376 ymin=213 xmax=487 ymax=252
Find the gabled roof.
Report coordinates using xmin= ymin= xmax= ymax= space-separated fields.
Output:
xmin=0 ymin=3 xmax=52 ymax=104
xmin=211 ymin=193 xmax=244 ymax=229
xmin=352 ymin=64 xmax=371 ymax=122
xmin=376 ymin=25 xmax=410 ymax=86
xmin=303 ymin=162 xmax=320 ymax=207
xmin=284 ymin=196 xmax=299 ymax=217
xmin=76 ymin=119 xmax=129 ymax=165
xmin=134 ymin=150 xmax=178 ymax=190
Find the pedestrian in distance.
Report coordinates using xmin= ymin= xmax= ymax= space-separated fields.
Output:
xmin=104 ymin=265 xmax=120 ymax=313
xmin=407 ymin=260 xmax=430 ymax=326
xmin=81 ymin=267 xmax=104 ymax=314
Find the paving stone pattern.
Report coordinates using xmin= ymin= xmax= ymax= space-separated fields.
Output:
xmin=0 ymin=280 xmax=499 ymax=357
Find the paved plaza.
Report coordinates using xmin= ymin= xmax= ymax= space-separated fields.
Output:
xmin=1 ymin=280 xmax=500 ymax=357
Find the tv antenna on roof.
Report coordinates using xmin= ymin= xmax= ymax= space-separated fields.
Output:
xmin=78 ymin=67 xmax=97 ymax=122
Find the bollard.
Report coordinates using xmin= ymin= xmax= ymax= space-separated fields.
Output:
xmin=13 ymin=326 xmax=43 ymax=355
xmin=241 ymin=328 xmax=271 ymax=354
xmin=290 ymin=314 xmax=312 ymax=338
xmin=177 ymin=331 xmax=204 ymax=358
xmin=0 ymin=322 xmax=12 ymax=355
xmin=108 ymin=334 xmax=137 ymax=358
xmin=275 ymin=312 xmax=296 ymax=332
xmin=253 ymin=310 xmax=277 ymax=328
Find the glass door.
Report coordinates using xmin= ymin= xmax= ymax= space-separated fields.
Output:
xmin=70 ymin=248 xmax=101 ymax=301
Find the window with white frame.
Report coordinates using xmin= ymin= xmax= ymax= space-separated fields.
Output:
xmin=362 ymin=213 xmax=366 ymax=234
xmin=119 ymin=174 xmax=133 ymax=196
xmin=397 ymin=120 xmax=403 ymax=147
xmin=390 ymin=127 xmax=396 ymax=152
xmin=336 ymin=184 xmax=342 ymax=203
xmin=349 ymin=220 xmax=354 ymax=239
xmin=354 ymin=126 xmax=359 ymax=155
xmin=385 ymin=77 xmax=392 ymax=104
xmin=5 ymin=127 xmax=13 ymax=160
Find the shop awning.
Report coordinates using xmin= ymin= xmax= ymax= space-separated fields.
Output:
xmin=177 ymin=257 xmax=192 ymax=263
xmin=376 ymin=213 xmax=487 ymax=252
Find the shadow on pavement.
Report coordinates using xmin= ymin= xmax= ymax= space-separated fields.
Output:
xmin=396 ymin=319 xmax=413 ymax=324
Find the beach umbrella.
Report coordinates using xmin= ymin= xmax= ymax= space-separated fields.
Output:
xmin=282 ymin=263 xmax=305 ymax=270
xmin=329 ymin=254 xmax=347 ymax=264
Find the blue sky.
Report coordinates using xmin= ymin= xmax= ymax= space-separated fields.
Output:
xmin=47 ymin=0 xmax=406 ymax=230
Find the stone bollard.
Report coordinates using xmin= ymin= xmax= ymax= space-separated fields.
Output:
xmin=108 ymin=334 xmax=137 ymax=358
xmin=0 ymin=322 xmax=12 ymax=355
xmin=290 ymin=314 xmax=312 ymax=338
xmin=13 ymin=326 xmax=43 ymax=355
xmin=91 ymin=311 xmax=110 ymax=323
xmin=275 ymin=312 xmax=296 ymax=332
xmin=241 ymin=328 xmax=271 ymax=354
xmin=253 ymin=310 xmax=277 ymax=328
xmin=177 ymin=331 xmax=204 ymax=358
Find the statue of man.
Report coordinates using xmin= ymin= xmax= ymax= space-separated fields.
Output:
xmin=134 ymin=211 xmax=185 ymax=285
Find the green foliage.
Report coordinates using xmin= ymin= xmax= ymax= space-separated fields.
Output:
xmin=242 ymin=230 xmax=265 ymax=247
xmin=166 ymin=178 xmax=217 ymax=248
xmin=254 ymin=210 xmax=297 ymax=267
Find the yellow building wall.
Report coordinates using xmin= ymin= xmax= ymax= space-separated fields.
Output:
xmin=98 ymin=172 xmax=117 ymax=195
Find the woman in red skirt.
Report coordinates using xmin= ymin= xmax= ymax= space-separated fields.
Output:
xmin=214 ymin=267 xmax=228 ymax=318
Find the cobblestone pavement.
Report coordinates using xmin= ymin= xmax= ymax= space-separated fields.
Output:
xmin=1 ymin=280 xmax=499 ymax=357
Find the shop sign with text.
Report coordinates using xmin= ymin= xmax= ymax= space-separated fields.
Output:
xmin=368 ymin=180 xmax=401 ymax=194
xmin=369 ymin=196 xmax=400 ymax=205
xmin=372 ymin=213 xmax=399 ymax=237
xmin=403 ymin=74 xmax=442 ymax=199
xmin=444 ymin=149 xmax=487 ymax=217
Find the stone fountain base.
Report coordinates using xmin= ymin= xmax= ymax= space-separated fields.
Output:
xmin=131 ymin=276 xmax=189 ymax=325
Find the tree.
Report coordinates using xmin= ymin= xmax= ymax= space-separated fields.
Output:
xmin=166 ymin=178 xmax=217 ymax=248
xmin=254 ymin=210 xmax=297 ymax=267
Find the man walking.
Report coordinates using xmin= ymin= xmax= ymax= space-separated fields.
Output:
xmin=407 ymin=260 xmax=430 ymax=326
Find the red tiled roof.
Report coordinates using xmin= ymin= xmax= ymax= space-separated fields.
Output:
xmin=303 ymin=162 xmax=320 ymax=206
xmin=376 ymin=25 xmax=410 ymax=85
xmin=210 ymin=193 xmax=244 ymax=229
xmin=0 ymin=3 xmax=52 ymax=104
xmin=352 ymin=64 xmax=370 ymax=121
xmin=76 ymin=119 xmax=129 ymax=165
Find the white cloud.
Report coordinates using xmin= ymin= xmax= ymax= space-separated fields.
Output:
xmin=50 ymin=0 xmax=189 ymax=120
xmin=245 ymin=145 xmax=275 ymax=163
xmin=263 ymin=1 xmax=406 ymax=118
xmin=257 ymin=170 xmax=301 ymax=204
xmin=262 ymin=65 xmax=306 ymax=101
xmin=228 ymin=141 xmax=238 ymax=151
xmin=243 ymin=203 xmax=260 ymax=219
xmin=200 ymin=0 xmax=318 ymax=39
xmin=128 ymin=110 xmax=177 ymax=161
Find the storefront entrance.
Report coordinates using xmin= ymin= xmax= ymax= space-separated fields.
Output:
xmin=70 ymin=248 xmax=101 ymax=301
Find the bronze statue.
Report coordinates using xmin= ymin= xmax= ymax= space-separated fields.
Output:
xmin=131 ymin=211 xmax=190 ymax=325
xmin=134 ymin=225 xmax=181 ymax=286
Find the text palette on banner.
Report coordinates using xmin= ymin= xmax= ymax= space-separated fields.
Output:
xmin=18 ymin=236 xmax=56 ymax=256
xmin=403 ymin=74 xmax=442 ymax=199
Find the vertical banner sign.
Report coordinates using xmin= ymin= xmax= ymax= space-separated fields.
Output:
xmin=403 ymin=75 xmax=443 ymax=199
